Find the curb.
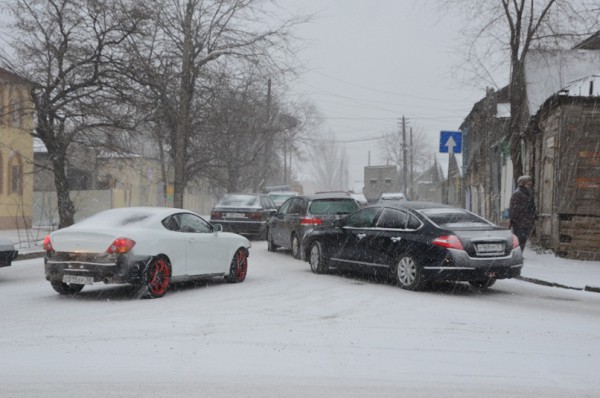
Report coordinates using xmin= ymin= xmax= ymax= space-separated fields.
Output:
xmin=516 ymin=275 xmax=600 ymax=293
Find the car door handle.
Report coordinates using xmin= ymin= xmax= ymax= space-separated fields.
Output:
xmin=356 ymin=233 xmax=366 ymax=240
xmin=390 ymin=237 xmax=402 ymax=242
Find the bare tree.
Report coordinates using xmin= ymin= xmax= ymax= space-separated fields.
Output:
xmin=1 ymin=0 xmax=144 ymax=227
xmin=309 ymin=130 xmax=349 ymax=192
xmin=126 ymin=0 xmax=309 ymax=208
xmin=446 ymin=0 xmax=599 ymax=181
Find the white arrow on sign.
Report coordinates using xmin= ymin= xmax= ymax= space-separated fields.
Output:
xmin=446 ymin=135 xmax=457 ymax=155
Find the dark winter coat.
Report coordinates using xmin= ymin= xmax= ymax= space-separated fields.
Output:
xmin=509 ymin=187 xmax=537 ymax=234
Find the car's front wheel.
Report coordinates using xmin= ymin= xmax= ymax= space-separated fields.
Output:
xmin=291 ymin=234 xmax=301 ymax=259
xmin=392 ymin=255 xmax=426 ymax=291
xmin=142 ymin=256 xmax=171 ymax=299
xmin=309 ymin=241 xmax=329 ymax=274
xmin=50 ymin=281 xmax=84 ymax=295
xmin=226 ymin=249 xmax=248 ymax=283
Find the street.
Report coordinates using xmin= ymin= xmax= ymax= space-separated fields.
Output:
xmin=2 ymin=241 xmax=600 ymax=398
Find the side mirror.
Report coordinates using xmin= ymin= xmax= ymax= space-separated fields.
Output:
xmin=213 ymin=223 xmax=223 ymax=233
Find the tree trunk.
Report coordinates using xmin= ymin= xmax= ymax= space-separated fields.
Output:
xmin=51 ymin=156 xmax=75 ymax=228
xmin=508 ymin=60 xmax=529 ymax=183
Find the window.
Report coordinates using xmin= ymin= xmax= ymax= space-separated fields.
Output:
xmin=11 ymin=165 xmax=20 ymax=193
xmin=178 ymin=213 xmax=211 ymax=233
xmin=11 ymin=97 xmax=22 ymax=128
xmin=344 ymin=207 xmax=381 ymax=228
xmin=376 ymin=208 xmax=408 ymax=229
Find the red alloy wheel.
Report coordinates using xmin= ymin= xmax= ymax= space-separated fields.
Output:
xmin=230 ymin=250 xmax=247 ymax=282
xmin=148 ymin=257 xmax=171 ymax=298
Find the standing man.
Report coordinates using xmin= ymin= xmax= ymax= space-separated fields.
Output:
xmin=509 ymin=175 xmax=538 ymax=252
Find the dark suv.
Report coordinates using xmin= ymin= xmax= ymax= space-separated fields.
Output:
xmin=267 ymin=192 xmax=359 ymax=259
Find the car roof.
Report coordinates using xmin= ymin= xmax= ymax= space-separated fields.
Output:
xmin=379 ymin=201 xmax=453 ymax=211
xmin=303 ymin=192 xmax=355 ymax=200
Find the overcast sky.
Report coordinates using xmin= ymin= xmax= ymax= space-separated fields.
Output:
xmin=276 ymin=0 xmax=491 ymax=191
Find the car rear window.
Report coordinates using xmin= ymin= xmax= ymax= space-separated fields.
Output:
xmin=309 ymin=199 xmax=358 ymax=215
xmin=217 ymin=194 xmax=260 ymax=208
xmin=419 ymin=208 xmax=492 ymax=228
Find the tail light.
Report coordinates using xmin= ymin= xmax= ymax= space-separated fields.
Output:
xmin=211 ymin=211 xmax=223 ymax=219
xmin=43 ymin=235 xmax=54 ymax=252
xmin=106 ymin=237 xmax=136 ymax=254
xmin=432 ymin=235 xmax=464 ymax=250
xmin=300 ymin=217 xmax=323 ymax=226
xmin=512 ymin=234 xmax=520 ymax=249
xmin=248 ymin=212 xmax=263 ymax=220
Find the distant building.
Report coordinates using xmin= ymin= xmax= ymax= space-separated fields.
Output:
xmin=363 ymin=165 xmax=400 ymax=203
xmin=0 ymin=68 xmax=33 ymax=229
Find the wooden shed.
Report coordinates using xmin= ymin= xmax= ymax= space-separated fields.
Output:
xmin=532 ymin=83 xmax=600 ymax=260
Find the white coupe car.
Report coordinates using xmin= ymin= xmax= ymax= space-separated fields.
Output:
xmin=44 ymin=207 xmax=251 ymax=299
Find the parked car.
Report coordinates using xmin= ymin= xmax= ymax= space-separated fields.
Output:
xmin=0 ymin=237 xmax=18 ymax=268
xmin=210 ymin=193 xmax=277 ymax=239
xmin=349 ymin=192 xmax=368 ymax=207
xmin=267 ymin=192 xmax=360 ymax=259
xmin=378 ymin=192 xmax=408 ymax=202
xmin=268 ymin=191 xmax=300 ymax=208
xmin=44 ymin=207 xmax=251 ymax=298
xmin=303 ymin=201 xmax=523 ymax=291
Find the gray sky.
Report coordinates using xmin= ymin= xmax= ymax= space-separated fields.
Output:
xmin=276 ymin=0 xmax=489 ymax=191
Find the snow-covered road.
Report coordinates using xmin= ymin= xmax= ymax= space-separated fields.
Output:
xmin=2 ymin=241 xmax=600 ymax=397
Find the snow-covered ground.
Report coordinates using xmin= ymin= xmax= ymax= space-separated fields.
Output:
xmin=1 ymin=241 xmax=600 ymax=397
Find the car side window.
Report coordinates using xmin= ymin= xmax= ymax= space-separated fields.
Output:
xmin=263 ymin=196 xmax=276 ymax=209
xmin=407 ymin=214 xmax=421 ymax=230
xmin=162 ymin=216 xmax=180 ymax=231
xmin=344 ymin=207 xmax=381 ymax=228
xmin=288 ymin=198 xmax=302 ymax=215
xmin=178 ymin=213 xmax=211 ymax=233
xmin=278 ymin=199 xmax=293 ymax=216
xmin=376 ymin=208 xmax=409 ymax=229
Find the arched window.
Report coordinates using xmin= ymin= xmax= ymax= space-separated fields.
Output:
xmin=8 ymin=152 xmax=23 ymax=195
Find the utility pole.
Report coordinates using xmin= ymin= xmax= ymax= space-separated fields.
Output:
xmin=402 ymin=116 xmax=408 ymax=194
xmin=410 ymin=127 xmax=414 ymax=199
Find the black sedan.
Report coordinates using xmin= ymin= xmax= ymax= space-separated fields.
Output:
xmin=302 ymin=201 xmax=523 ymax=291
xmin=210 ymin=193 xmax=278 ymax=239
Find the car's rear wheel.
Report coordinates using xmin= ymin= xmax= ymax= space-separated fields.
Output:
xmin=143 ymin=256 xmax=171 ymax=299
xmin=469 ymin=278 xmax=496 ymax=289
xmin=291 ymin=234 xmax=301 ymax=259
xmin=50 ymin=281 xmax=84 ymax=295
xmin=226 ymin=249 xmax=248 ymax=283
xmin=267 ymin=229 xmax=278 ymax=252
xmin=393 ymin=255 xmax=426 ymax=291
xmin=309 ymin=241 xmax=329 ymax=274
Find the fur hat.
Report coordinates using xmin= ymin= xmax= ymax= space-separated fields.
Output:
xmin=517 ymin=175 xmax=532 ymax=187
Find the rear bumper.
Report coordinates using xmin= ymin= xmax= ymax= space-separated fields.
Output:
xmin=423 ymin=249 xmax=523 ymax=281
xmin=0 ymin=250 xmax=18 ymax=267
xmin=44 ymin=253 xmax=151 ymax=285
xmin=211 ymin=220 xmax=267 ymax=237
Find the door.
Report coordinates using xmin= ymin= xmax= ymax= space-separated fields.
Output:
xmin=177 ymin=213 xmax=226 ymax=275
xmin=334 ymin=207 xmax=382 ymax=268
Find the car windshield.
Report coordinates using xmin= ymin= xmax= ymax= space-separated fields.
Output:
xmin=419 ymin=208 xmax=493 ymax=229
xmin=218 ymin=194 xmax=260 ymax=208
xmin=309 ymin=199 xmax=358 ymax=215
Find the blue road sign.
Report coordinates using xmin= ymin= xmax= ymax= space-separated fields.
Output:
xmin=439 ymin=130 xmax=462 ymax=154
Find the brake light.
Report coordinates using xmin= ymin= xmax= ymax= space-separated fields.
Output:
xmin=43 ymin=235 xmax=54 ymax=252
xmin=211 ymin=211 xmax=223 ymax=219
xmin=300 ymin=217 xmax=323 ymax=226
xmin=512 ymin=234 xmax=520 ymax=249
xmin=432 ymin=235 xmax=464 ymax=250
xmin=106 ymin=237 xmax=136 ymax=254
xmin=248 ymin=212 xmax=263 ymax=220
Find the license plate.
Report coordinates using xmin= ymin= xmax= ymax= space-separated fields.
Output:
xmin=226 ymin=213 xmax=246 ymax=219
xmin=476 ymin=243 xmax=503 ymax=253
xmin=63 ymin=275 xmax=93 ymax=285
